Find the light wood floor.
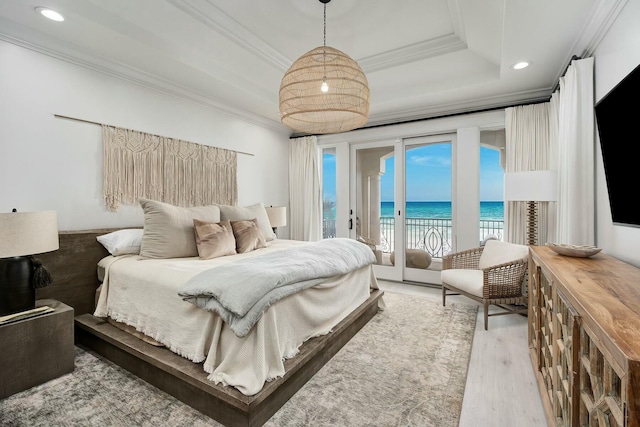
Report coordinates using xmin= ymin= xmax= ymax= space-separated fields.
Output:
xmin=377 ymin=280 xmax=547 ymax=427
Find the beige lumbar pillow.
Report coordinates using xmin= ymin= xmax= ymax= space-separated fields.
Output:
xmin=193 ymin=219 xmax=237 ymax=259
xmin=139 ymin=198 xmax=221 ymax=259
xmin=230 ymin=218 xmax=267 ymax=253
xmin=217 ymin=202 xmax=277 ymax=241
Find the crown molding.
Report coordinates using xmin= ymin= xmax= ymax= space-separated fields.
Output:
xmin=580 ymin=0 xmax=628 ymax=57
xmin=359 ymin=35 xmax=466 ymax=73
xmin=292 ymin=88 xmax=549 ymax=139
xmin=167 ymin=0 xmax=292 ymax=71
xmin=552 ymin=0 xmax=626 ymax=84
xmin=365 ymin=88 xmax=551 ymax=128
xmin=0 ymin=33 xmax=287 ymax=134
xmin=447 ymin=0 xmax=466 ymax=44
xmin=315 ymin=110 xmax=507 ymax=145
xmin=169 ymin=0 xmax=468 ymax=75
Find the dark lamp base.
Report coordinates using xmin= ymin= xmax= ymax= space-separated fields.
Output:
xmin=0 ymin=256 xmax=35 ymax=316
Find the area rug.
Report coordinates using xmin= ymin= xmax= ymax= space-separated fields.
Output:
xmin=0 ymin=292 xmax=477 ymax=426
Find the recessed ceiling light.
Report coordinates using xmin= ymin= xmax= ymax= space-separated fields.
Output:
xmin=512 ymin=61 xmax=530 ymax=70
xmin=35 ymin=7 xmax=65 ymax=22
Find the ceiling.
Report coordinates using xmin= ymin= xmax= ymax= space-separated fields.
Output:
xmin=0 ymin=0 xmax=611 ymax=135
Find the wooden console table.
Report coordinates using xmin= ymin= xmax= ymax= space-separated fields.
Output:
xmin=528 ymin=246 xmax=640 ymax=427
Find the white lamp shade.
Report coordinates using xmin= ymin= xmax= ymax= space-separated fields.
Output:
xmin=0 ymin=211 xmax=59 ymax=258
xmin=265 ymin=206 xmax=287 ymax=228
xmin=504 ymin=171 xmax=558 ymax=202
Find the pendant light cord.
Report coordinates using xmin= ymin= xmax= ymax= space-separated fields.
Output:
xmin=323 ymin=3 xmax=326 ymax=47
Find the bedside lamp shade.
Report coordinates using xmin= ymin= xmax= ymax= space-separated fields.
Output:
xmin=504 ymin=171 xmax=557 ymax=245
xmin=265 ymin=206 xmax=287 ymax=233
xmin=0 ymin=210 xmax=59 ymax=316
xmin=0 ymin=211 xmax=59 ymax=258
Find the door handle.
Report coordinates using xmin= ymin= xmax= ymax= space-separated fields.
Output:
xmin=349 ymin=218 xmax=353 ymax=230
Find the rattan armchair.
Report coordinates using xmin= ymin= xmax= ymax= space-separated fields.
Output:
xmin=441 ymin=240 xmax=529 ymax=330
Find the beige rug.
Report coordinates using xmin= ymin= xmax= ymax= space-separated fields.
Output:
xmin=0 ymin=292 xmax=477 ymax=426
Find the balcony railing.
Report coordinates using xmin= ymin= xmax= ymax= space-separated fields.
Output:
xmin=323 ymin=219 xmax=337 ymax=238
xmin=323 ymin=217 xmax=504 ymax=259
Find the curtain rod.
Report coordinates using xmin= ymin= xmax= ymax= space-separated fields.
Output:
xmin=295 ymin=98 xmax=550 ymax=138
xmin=53 ymin=114 xmax=255 ymax=157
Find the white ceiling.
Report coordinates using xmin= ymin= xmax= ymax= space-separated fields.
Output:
xmin=0 ymin=0 xmax=612 ymax=135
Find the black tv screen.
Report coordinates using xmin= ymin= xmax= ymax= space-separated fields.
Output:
xmin=595 ymin=62 xmax=640 ymax=228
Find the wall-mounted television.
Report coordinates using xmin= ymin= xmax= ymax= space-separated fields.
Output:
xmin=595 ymin=62 xmax=640 ymax=228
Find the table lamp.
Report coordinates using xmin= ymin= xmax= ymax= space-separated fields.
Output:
xmin=265 ymin=206 xmax=287 ymax=235
xmin=504 ymin=170 xmax=557 ymax=245
xmin=0 ymin=210 xmax=59 ymax=316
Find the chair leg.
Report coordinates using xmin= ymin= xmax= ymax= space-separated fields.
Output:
xmin=442 ymin=285 xmax=446 ymax=306
xmin=484 ymin=302 xmax=489 ymax=330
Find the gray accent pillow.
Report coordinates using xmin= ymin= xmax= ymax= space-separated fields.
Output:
xmin=139 ymin=198 xmax=221 ymax=259
xmin=217 ymin=202 xmax=277 ymax=241
xmin=193 ymin=219 xmax=237 ymax=259
xmin=230 ymin=218 xmax=267 ymax=253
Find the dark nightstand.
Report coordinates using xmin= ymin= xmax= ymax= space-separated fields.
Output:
xmin=0 ymin=299 xmax=75 ymax=399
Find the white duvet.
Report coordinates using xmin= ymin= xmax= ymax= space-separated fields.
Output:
xmin=94 ymin=239 xmax=379 ymax=396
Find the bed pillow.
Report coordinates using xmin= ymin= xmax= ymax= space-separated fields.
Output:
xmin=96 ymin=228 xmax=144 ymax=256
xmin=218 ymin=202 xmax=276 ymax=242
xmin=230 ymin=218 xmax=267 ymax=253
xmin=139 ymin=198 xmax=221 ymax=259
xmin=193 ymin=219 xmax=237 ymax=259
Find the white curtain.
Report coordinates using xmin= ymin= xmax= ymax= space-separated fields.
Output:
xmin=548 ymin=91 xmax=560 ymax=241
xmin=504 ymin=103 xmax=557 ymax=245
xmin=556 ymin=57 xmax=595 ymax=245
xmin=289 ymin=135 xmax=322 ymax=241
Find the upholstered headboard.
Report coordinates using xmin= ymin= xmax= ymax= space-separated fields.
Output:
xmin=35 ymin=229 xmax=118 ymax=315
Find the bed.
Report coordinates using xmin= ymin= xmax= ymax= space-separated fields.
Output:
xmin=36 ymin=201 xmax=384 ymax=426
xmin=94 ymin=238 xmax=379 ymax=396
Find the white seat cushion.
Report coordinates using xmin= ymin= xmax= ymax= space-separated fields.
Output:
xmin=441 ymin=269 xmax=484 ymax=297
xmin=478 ymin=240 xmax=529 ymax=269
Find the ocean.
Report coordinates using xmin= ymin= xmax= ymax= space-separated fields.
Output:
xmin=323 ymin=201 xmax=504 ymax=220
xmin=382 ymin=201 xmax=504 ymax=220
xmin=323 ymin=201 xmax=504 ymax=254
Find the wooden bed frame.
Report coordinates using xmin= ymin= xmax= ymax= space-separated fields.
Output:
xmin=37 ymin=230 xmax=383 ymax=427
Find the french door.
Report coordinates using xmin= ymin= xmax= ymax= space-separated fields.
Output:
xmin=350 ymin=140 xmax=403 ymax=281
xmin=349 ymin=134 xmax=455 ymax=284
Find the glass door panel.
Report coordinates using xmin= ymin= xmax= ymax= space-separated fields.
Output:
xmin=321 ymin=148 xmax=337 ymax=239
xmin=479 ymin=145 xmax=505 ymax=244
xmin=403 ymin=137 xmax=453 ymax=284
xmin=350 ymin=141 xmax=401 ymax=281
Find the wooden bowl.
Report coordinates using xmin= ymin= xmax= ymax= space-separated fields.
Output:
xmin=546 ymin=243 xmax=602 ymax=258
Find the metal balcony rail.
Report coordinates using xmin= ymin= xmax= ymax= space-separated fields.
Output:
xmin=322 ymin=217 xmax=504 ymax=259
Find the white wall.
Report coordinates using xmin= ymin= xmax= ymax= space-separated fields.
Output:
xmin=0 ymin=41 xmax=290 ymax=233
xmin=593 ymin=0 xmax=640 ymax=267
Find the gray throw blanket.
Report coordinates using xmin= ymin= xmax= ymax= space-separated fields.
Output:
xmin=178 ymin=238 xmax=375 ymax=337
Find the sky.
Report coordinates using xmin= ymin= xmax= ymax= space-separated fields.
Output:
xmin=322 ymin=144 xmax=504 ymax=202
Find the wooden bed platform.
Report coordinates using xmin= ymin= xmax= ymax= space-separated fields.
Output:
xmin=37 ymin=230 xmax=384 ymax=427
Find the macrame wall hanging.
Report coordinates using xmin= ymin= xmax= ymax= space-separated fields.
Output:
xmin=102 ymin=125 xmax=238 ymax=211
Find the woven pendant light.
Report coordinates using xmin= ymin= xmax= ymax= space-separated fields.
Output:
xmin=279 ymin=0 xmax=370 ymax=134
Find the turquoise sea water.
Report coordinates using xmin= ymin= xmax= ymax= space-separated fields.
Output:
xmin=382 ymin=201 xmax=504 ymax=220
xmin=323 ymin=201 xmax=503 ymax=220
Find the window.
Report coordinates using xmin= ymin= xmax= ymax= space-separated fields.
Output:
xmin=479 ymin=145 xmax=504 ymax=243
xmin=322 ymin=148 xmax=337 ymax=238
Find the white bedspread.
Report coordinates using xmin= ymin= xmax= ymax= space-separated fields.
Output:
xmin=179 ymin=238 xmax=376 ymax=338
xmin=94 ymin=239 xmax=379 ymax=396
